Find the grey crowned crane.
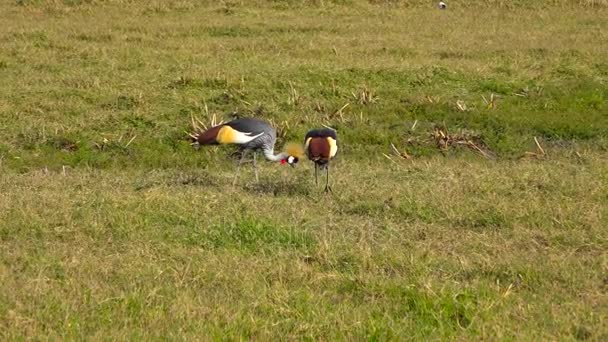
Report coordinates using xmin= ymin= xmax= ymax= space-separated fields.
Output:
xmin=189 ymin=117 xmax=304 ymax=185
xmin=304 ymin=127 xmax=338 ymax=193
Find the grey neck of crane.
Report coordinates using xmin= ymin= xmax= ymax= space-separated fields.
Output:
xmin=262 ymin=148 xmax=288 ymax=162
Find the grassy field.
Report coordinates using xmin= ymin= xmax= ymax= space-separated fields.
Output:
xmin=1 ymin=0 xmax=607 ymax=339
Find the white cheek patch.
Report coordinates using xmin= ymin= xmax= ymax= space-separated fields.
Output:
xmin=327 ymin=137 xmax=338 ymax=158
xmin=287 ymin=156 xmax=295 ymax=164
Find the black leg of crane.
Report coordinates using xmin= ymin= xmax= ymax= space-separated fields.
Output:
xmin=314 ymin=163 xmax=319 ymax=186
xmin=324 ymin=165 xmax=332 ymax=193
xmin=252 ymin=151 xmax=259 ymax=183
xmin=233 ymin=149 xmax=249 ymax=187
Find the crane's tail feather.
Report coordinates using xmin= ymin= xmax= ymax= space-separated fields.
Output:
xmin=190 ymin=124 xmax=223 ymax=145
xmin=189 ymin=113 xmax=229 ymax=146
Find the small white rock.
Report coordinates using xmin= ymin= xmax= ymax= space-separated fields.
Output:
xmin=438 ymin=1 xmax=447 ymax=9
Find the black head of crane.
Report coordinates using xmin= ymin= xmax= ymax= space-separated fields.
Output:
xmin=189 ymin=117 xmax=304 ymax=186
xmin=304 ymin=127 xmax=338 ymax=193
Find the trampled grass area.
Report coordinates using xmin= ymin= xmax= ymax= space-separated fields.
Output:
xmin=1 ymin=0 xmax=607 ymax=339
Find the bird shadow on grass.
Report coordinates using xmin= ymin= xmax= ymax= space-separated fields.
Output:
xmin=242 ymin=180 xmax=311 ymax=197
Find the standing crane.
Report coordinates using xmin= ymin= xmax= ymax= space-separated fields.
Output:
xmin=304 ymin=127 xmax=338 ymax=192
xmin=189 ymin=117 xmax=303 ymax=185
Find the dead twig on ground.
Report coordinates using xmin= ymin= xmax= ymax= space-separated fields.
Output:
xmin=431 ymin=126 xmax=495 ymax=159
xmin=390 ymin=142 xmax=411 ymax=160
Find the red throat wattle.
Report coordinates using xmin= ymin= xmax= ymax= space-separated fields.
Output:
xmin=280 ymin=159 xmax=286 ymax=165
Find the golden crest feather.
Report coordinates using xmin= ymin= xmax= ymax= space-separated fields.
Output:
xmin=284 ymin=142 xmax=304 ymax=158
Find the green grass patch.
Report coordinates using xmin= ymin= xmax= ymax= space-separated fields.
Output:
xmin=165 ymin=216 xmax=316 ymax=253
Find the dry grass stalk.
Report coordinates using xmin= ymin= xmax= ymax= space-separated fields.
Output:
xmin=188 ymin=113 xmax=224 ymax=145
xmin=456 ymin=100 xmax=468 ymax=112
xmin=94 ymin=134 xmax=138 ymax=150
xmin=390 ymin=142 xmax=411 ymax=160
xmin=125 ymin=135 xmax=137 ymax=148
xmin=287 ymin=81 xmax=300 ymax=106
xmin=190 ymin=113 xmax=208 ymax=131
xmin=352 ymin=86 xmax=377 ymax=105
xmin=381 ymin=153 xmax=398 ymax=164
xmin=534 ymin=137 xmax=546 ymax=156
xmin=325 ymin=103 xmax=350 ymax=123
xmin=334 ymin=103 xmax=350 ymax=122
xmin=269 ymin=119 xmax=290 ymax=140
xmin=314 ymin=101 xmax=325 ymax=113
xmin=522 ymin=137 xmax=547 ymax=159
xmin=581 ymin=0 xmax=608 ymax=8
xmin=203 ymin=100 xmax=210 ymax=116
xmin=432 ymin=127 xmax=494 ymax=159
xmin=514 ymin=89 xmax=528 ymax=98
xmin=482 ymin=93 xmax=496 ymax=109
